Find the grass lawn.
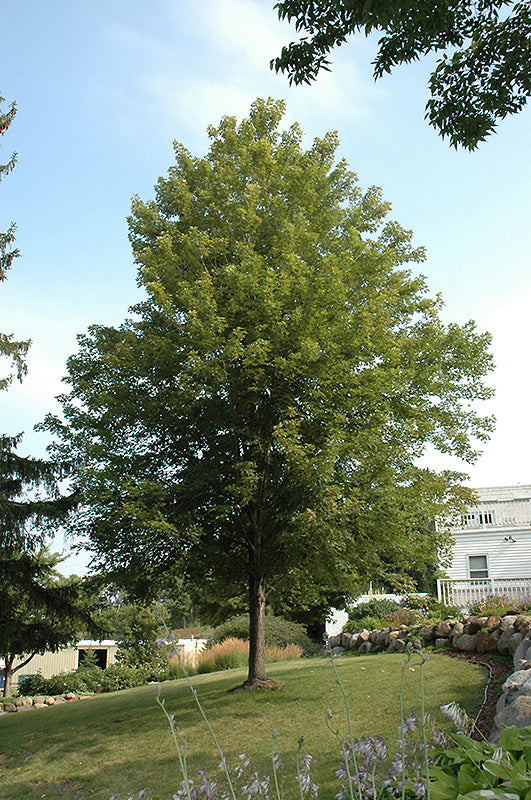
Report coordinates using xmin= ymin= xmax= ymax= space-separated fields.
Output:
xmin=0 ymin=653 xmax=487 ymax=800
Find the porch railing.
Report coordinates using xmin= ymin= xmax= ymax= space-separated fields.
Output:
xmin=437 ymin=577 xmax=531 ymax=608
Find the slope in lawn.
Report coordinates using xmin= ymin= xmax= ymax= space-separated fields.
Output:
xmin=0 ymin=654 xmax=487 ymax=800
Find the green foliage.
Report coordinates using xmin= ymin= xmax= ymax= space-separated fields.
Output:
xmin=344 ymin=598 xmax=403 ymax=631
xmin=207 ymin=614 xmax=319 ymax=655
xmin=469 ymin=593 xmax=528 ymax=617
xmin=18 ymin=661 xmax=161 ymax=696
xmin=0 ymin=92 xmax=29 ymax=386
xmin=0 ymin=547 xmax=99 ymax=697
xmin=113 ymin=602 xmax=170 ymax=671
xmin=272 ymin=1 xmax=531 ymax=149
xmin=43 ymin=98 xmax=493 ymax=683
xmin=343 ymin=596 xmax=462 ymax=632
xmin=430 ymin=726 xmax=531 ymax=800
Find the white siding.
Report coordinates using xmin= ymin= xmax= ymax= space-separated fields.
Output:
xmin=447 ymin=529 xmax=531 ymax=581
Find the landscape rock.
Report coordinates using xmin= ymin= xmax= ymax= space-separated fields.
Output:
xmin=449 ymin=622 xmax=464 ymax=639
xmin=434 ymin=622 xmax=453 ymax=638
xmin=370 ymin=629 xmax=383 ymax=644
xmin=494 ymin=695 xmax=531 ymax=731
xmin=497 ymin=626 xmax=517 ymax=654
xmin=513 ymin=631 xmax=531 ymax=668
xmin=387 ymin=638 xmax=406 ymax=652
xmin=514 ymin=616 xmax=531 ymax=635
xmin=341 ymin=632 xmax=352 ymax=648
xmin=463 ymin=617 xmax=483 ymax=635
xmin=349 ymin=633 xmax=360 ymax=648
xmin=509 ymin=633 xmax=524 ymax=656
xmin=3 ymin=703 xmax=17 ymax=712
xmin=502 ymin=670 xmax=531 ymax=692
xmin=418 ymin=625 xmax=435 ymax=643
xmin=486 ymin=616 xmax=502 ymax=628
xmin=375 ymin=629 xmax=390 ymax=646
xmin=328 ymin=634 xmax=341 ymax=649
xmin=434 ymin=638 xmax=451 ymax=649
xmin=44 ymin=696 xmax=55 ymax=706
xmin=65 ymin=692 xmax=77 ymax=700
xmin=476 ymin=629 xmax=500 ymax=653
xmin=454 ymin=633 xmax=478 ymax=651
xmin=53 ymin=697 xmax=66 ymax=704
xmin=500 ymin=615 xmax=518 ymax=632
xmin=385 ymin=630 xmax=400 ymax=646
xmin=33 ymin=695 xmax=45 ymax=706
xmin=21 ymin=698 xmax=32 ymax=707
xmin=357 ymin=629 xmax=371 ymax=644
xmin=33 ymin=702 xmax=47 ymax=709
xmin=358 ymin=641 xmax=372 ymax=654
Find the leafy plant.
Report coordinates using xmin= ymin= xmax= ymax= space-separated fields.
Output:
xmin=429 ymin=726 xmax=531 ymax=800
xmin=206 ymin=615 xmax=319 ymax=656
xmin=468 ymin=594 xmax=523 ymax=617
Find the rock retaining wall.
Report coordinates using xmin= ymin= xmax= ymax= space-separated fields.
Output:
xmin=329 ymin=614 xmax=531 ymax=740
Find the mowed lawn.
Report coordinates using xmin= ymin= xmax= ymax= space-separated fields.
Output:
xmin=0 ymin=653 xmax=487 ymax=800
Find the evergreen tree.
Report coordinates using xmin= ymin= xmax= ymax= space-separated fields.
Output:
xmin=0 ymin=93 xmax=29 ymax=388
xmin=0 ymin=548 xmax=96 ymax=697
xmin=44 ymin=99 xmax=493 ymax=686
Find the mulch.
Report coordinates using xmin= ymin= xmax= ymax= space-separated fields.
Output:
xmin=440 ymin=650 xmax=513 ymax=739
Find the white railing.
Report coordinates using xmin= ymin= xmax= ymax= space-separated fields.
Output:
xmin=437 ymin=577 xmax=531 ymax=608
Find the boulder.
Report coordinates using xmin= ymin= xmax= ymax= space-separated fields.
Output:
xmin=53 ymin=697 xmax=66 ymax=704
xmin=476 ymin=629 xmax=500 ymax=653
xmin=44 ymin=696 xmax=55 ymax=706
xmin=388 ymin=638 xmax=406 ymax=653
xmin=341 ymin=632 xmax=352 ymax=648
xmin=501 ymin=670 xmax=531 ymax=693
xmin=418 ymin=625 xmax=435 ymax=643
xmin=434 ymin=638 xmax=451 ymax=649
xmin=497 ymin=626 xmax=518 ymax=654
xmin=65 ymin=692 xmax=77 ymax=701
xmin=434 ymin=622 xmax=453 ymax=638
xmin=358 ymin=641 xmax=372 ymax=655
xmin=21 ymin=698 xmax=33 ymax=707
xmin=349 ymin=633 xmax=360 ymax=649
xmin=13 ymin=698 xmax=23 ymax=707
xmin=357 ymin=629 xmax=371 ymax=644
xmin=385 ymin=630 xmax=400 ymax=646
xmin=494 ymin=695 xmax=531 ymax=730
xmin=463 ymin=616 xmax=483 ymax=635
xmin=3 ymin=702 xmax=17 ymax=712
xmin=513 ymin=631 xmax=531 ymax=668
xmin=33 ymin=702 xmax=47 ymax=709
xmin=33 ymin=695 xmax=45 ymax=706
xmin=328 ymin=634 xmax=341 ymax=649
xmin=509 ymin=633 xmax=524 ymax=656
xmin=514 ymin=616 xmax=531 ymax=636
xmin=449 ymin=622 xmax=464 ymax=639
xmin=486 ymin=616 xmax=502 ymax=629
xmin=375 ymin=629 xmax=390 ymax=646
xmin=370 ymin=629 xmax=383 ymax=644
xmin=454 ymin=633 xmax=478 ymax=651
xmin=500 ymin=615 xmax=518 ymax=632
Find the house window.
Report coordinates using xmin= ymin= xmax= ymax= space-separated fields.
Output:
xmin=462 ymin=513 xmax=476 ymax=526
xmin=479 ymin=511 xmax=494 ymax=525
xmin=468 ymin=555 xmax=489 ymax=579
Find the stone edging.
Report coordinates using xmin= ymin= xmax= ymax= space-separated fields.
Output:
xmin=329 ymin=613 xmax=531 ymax=740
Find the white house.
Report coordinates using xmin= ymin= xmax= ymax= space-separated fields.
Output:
xmin=437 ymin=485 xmax=531 ymax=607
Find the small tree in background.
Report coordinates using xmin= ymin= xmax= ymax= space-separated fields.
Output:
xmin=0 ymin=93 xmax=29 ymax=388
xmin=44 ymin=99 xmax=493 ymax=687
xmin=0 ymin=548 xmax=97 ymax=697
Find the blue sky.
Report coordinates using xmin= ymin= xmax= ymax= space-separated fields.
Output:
xmin=2 ymin=1 xmax=531 ymax=573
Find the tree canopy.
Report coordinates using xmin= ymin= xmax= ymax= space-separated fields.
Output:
xmin=271 ymin=1 xmax=531 ymax=149
xmin=0 ymin=93 xmax=29 ymax=388
xmin=0 ymin=547 xmax=97 ymax=697
xmin=44 ymin=99 xmax=493 ymax=685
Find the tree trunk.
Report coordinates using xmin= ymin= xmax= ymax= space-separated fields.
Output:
xmin=245 ymin=573 xmax=267 ymax=686
xmin=3 ymin=657 xmax=13 ymax=698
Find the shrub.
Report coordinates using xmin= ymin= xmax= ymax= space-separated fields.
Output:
xmin=469 ymin=593 xmax=523 ymax=617
xmin=206 ymin=614 xmax=319 ymax=655
xmin=344 ymin=598 xmax=403 ymax=632
xmin=196 ymin=637 xmax=304 ymax=675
